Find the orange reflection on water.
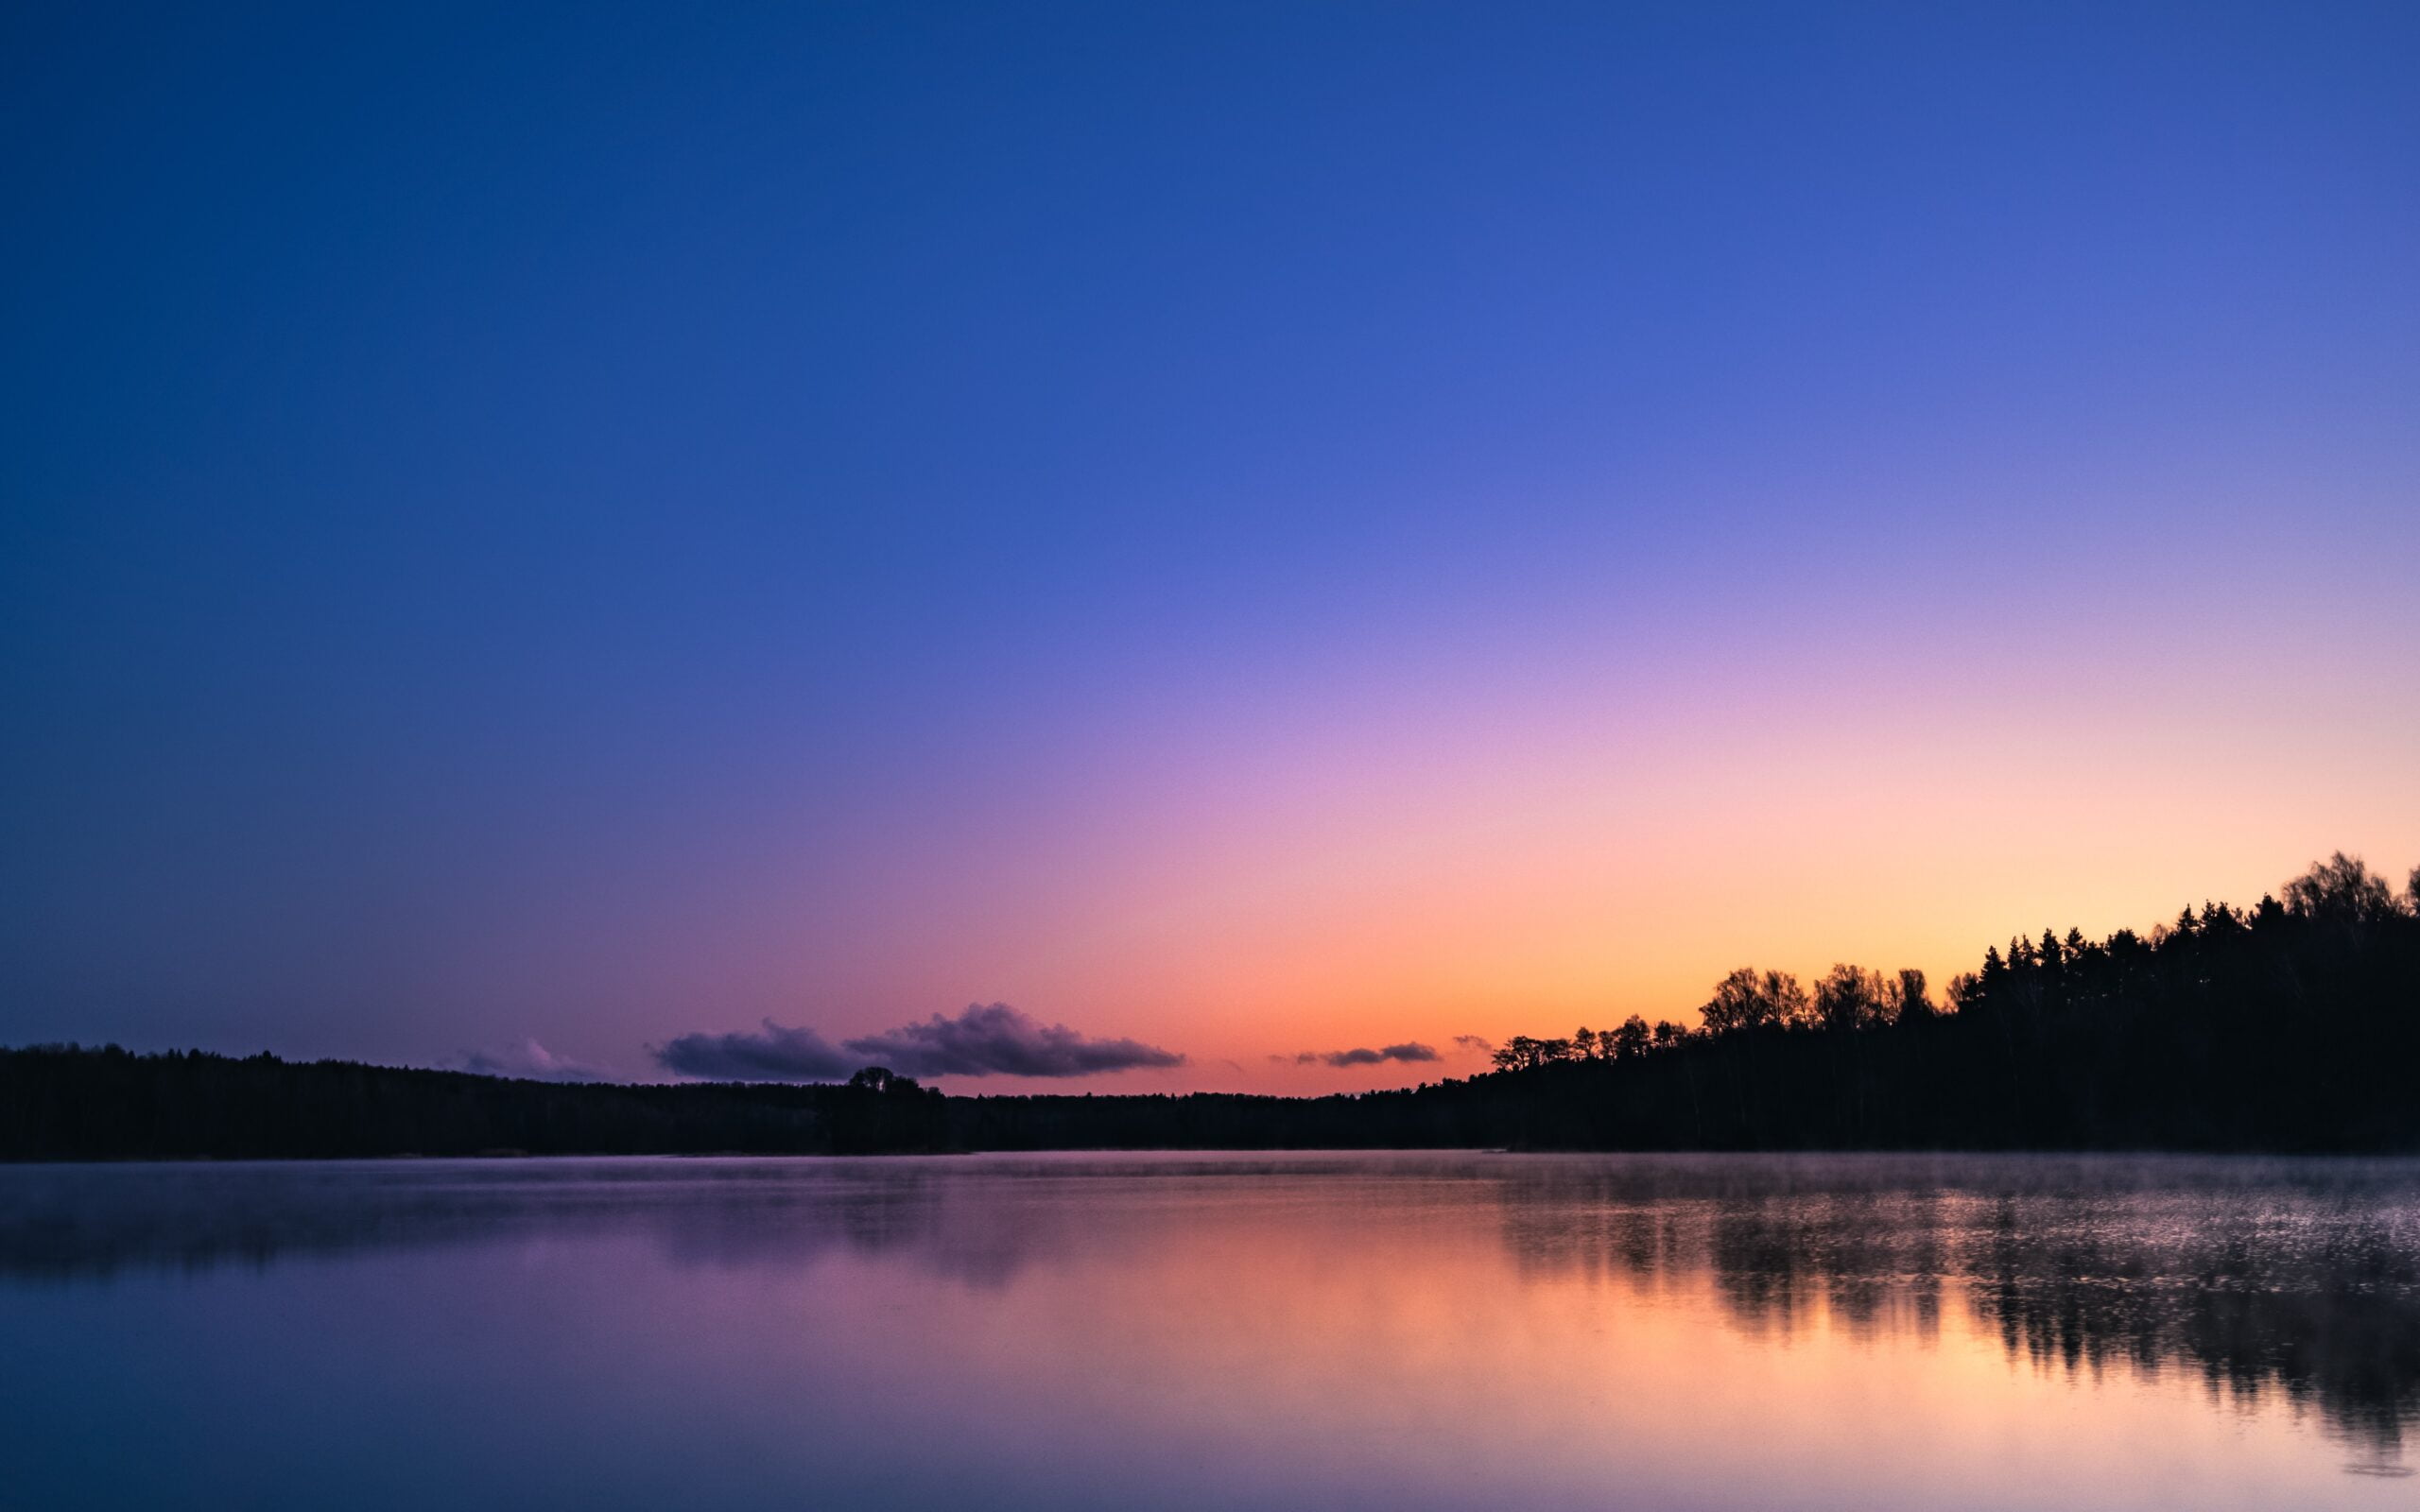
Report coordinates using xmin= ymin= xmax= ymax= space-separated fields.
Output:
xmin=673 ymin=1153 xmax=2420 ymax=1507
xmin=6 ymin=1152 xmax=2415 ymax=1509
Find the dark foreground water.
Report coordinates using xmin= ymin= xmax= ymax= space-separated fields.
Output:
xmin=4 ymin=1153 xmax=2418 ymax=1510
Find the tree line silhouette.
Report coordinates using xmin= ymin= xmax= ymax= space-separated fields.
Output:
xmin=0 ymin=1055 xmax=956 ymax=1160
xmin=1450 ymin=851 xmax=2420 ymax=1151
xmin=6 ymin=854 xmax=2416 ymax=1159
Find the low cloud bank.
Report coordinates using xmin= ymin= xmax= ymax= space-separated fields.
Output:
xmin=1292 ymin=1041 xmax=1439 ymax=1068
xmin=652 ymin=1021 xmax=856 ymax=1081
xmin=1453 ymin=1035 xmax=1495 ymax=1055
xmin=849 ymin=1003 xmax=1186 ymax=1078
xmin=457 ymin=1039 xmax=610 ymax=1083
xmin=654 ymin=1003 xmax=1185 ymax=1082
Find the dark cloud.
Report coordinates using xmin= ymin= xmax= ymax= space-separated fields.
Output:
xmin=653 ymin=1021 xmax=856 ymax=1081
xmin=845 ymin=1004 xmax=1185 ymax=1078
xmin=1453 ymin=1035 xmax=1495 ymax=1055
xmin=1292 ymin=1041 xmax=1440 ymax=1068
xmin=456 ymin=1039 xmax=610 ymax=1083
xmin=654 ymin=1004 xmax=1184 ymax=1082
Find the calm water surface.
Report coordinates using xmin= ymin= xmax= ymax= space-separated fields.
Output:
xmin=4 ymin=1152 xmax=2417 ymax=1509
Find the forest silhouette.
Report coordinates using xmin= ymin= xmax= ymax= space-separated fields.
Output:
xmin=7 ymin=853 xmax=2418 ymax=1160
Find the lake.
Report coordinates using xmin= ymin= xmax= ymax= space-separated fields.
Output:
xmin=3 ymin=1151 xmax=2416 ymax=1509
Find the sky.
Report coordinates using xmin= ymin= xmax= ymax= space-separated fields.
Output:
xmin=4 ymin=1 xmax=2416 ymax=1091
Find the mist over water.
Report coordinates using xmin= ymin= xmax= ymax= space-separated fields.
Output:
xmin=5 ymin=1153 xmax=2417 ymax=1508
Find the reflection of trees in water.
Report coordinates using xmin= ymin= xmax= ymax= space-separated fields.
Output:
xmin=0 ymin=1154 xmax=1383 ymax=1290
xmin=1490 ymin=1155 xmax=2420 ymax=1459
xmin=0 ymin=1154 xmax=1467 ymax=1289
xmin=9 ymin=1152 xmax=2420 ymax=1460
xmin=1959 ymin=1188 xmax=2420 ymax=1465
xmin=0 ymin=1159 xmax=1132 ymax=1291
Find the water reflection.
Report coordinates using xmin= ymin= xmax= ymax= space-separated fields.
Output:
xmin=1485 ymin=1155 xmax=2420 ymax=1464
xmin=5 ymin=1153 xmax=2418 ymax=1503
xmin=0 ymin=1156 xmax=1341 ymax=1284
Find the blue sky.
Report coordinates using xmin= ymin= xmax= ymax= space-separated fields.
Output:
xmin=5 ymin=2 xmax=2415 ymax=1083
